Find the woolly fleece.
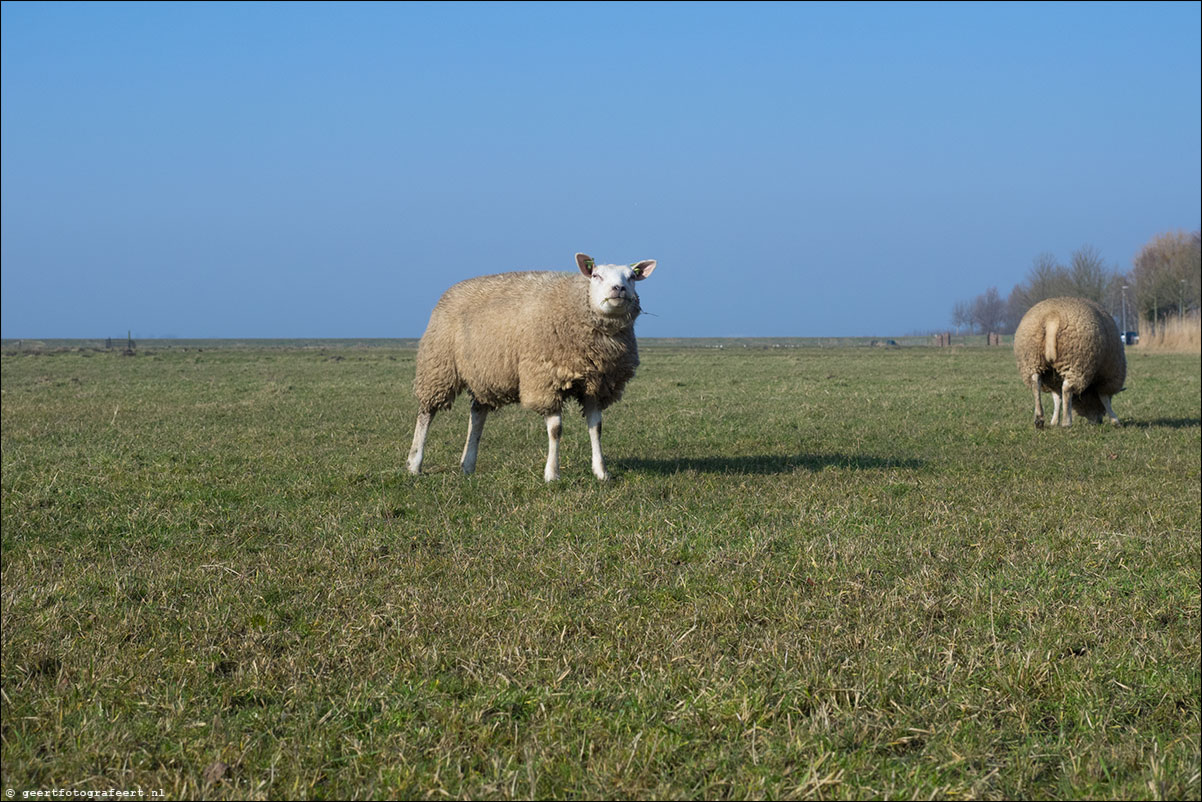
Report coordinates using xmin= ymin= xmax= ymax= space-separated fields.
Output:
xmin=413 ymin=271 xmax=640 ymax=417
xmin=1013 ymin=296 xmax=1126 ymax=423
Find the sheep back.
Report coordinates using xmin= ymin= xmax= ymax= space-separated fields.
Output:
xmin=413 ymin=271 xmax=639 ymax=416
xmin=1014 ymin=296 xmax=1126 ymax=402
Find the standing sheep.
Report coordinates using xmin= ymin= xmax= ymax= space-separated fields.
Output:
xmin=406 ymin=253 xmax=657 ymax=481
xmin=1013 ymin=296 xmax=1126 ymax=428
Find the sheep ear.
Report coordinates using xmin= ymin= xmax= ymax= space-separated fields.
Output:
xmin=630 ymin=260 xmax=656 ymax=280
xmin=575 ymin=253 xmax=595 ymax=277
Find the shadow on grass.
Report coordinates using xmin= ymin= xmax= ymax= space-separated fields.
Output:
xmin=615 ymin=452 xmax=924 ymax=476
xmin=1126 ymin=417 xmax=1201 ymax=430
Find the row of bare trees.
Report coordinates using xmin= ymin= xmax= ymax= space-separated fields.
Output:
xmin=952 ymin=231 xmax=1201 ymax=335
xmin=1132 ymin=230 xmax=1201 ymax=324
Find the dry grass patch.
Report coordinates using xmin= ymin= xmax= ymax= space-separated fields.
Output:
xmin=1137 ymin=313 xmax=1201 ymax=353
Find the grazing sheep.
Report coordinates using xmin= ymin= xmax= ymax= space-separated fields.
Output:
xmin=406 ymin=253 xmax=657 ymax=481
xmin=1013 ymin=296 xmax=1126 ymax=428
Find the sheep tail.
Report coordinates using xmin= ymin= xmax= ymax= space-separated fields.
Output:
xmin=1044 ymin=317 xmax=1060 ymax=363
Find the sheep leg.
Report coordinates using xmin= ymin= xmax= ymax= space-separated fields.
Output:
xmin=1031 ymin=375 xmax=1045 ymax=429
xmin=544 ymin=412 xmax=562 ymax=482
xmin=583 ymin=398 xmax=610 ymax=481
xmin=461 ymin=400 xmax=489 ymax=474
xmin=1049 ymin=390 xmax=1062 ymax=426
xmin=1100 ymin=394 xmax=1122 ymax=426
xmin=1059 ymin=387 xmax=1074 ymax=427
xmin=407 ymin=410 xmax=434 ymax=475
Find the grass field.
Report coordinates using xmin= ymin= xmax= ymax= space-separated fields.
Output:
xmin=2 ymin=341 xmax=1199 ymax=800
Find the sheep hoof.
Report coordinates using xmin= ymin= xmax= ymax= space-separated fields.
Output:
xmin=1034 ymin=418 xmax=1045 ymax=430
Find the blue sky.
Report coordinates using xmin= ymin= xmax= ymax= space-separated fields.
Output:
xmin=2 ymin=0 xmax=1199 ymax=338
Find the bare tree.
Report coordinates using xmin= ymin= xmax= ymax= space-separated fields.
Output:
xmin=1068 ymin=245 xmax=1110 ymax=305
xmin=1132 ymin=230 xmax=1202 ymax=322
xmin=1009 ymin=252 xmax=1072 ymax=312
xmin=1005 ymin=245 xmax=1117 ymax=318
xmin=1003 ymin=253 xmax=1074 ymax=335
xmin=1004 ymin=283 xmax=1027 ymax=332
xmin=1104 ymin=273 xmax=1131 ymax=331
xmin=951 ymin=299 xmax=973 ymax=333
xmin=970 ymin=287 xmax=1007 ymax=335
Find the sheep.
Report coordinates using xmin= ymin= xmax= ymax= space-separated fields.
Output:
xmin=1013 ymin=296 xmax=1126 ymax=428
xmin=406 ymin=253 xmax=657 ymax=481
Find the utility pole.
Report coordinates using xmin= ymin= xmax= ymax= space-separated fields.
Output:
xmin=1121 ymin=285 xmax=1128 ymax=339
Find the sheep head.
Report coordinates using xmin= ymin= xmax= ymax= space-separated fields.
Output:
xmin=1071 ymin=388 xmax=1115 ymax=424
xmin=576 ymin=253 xmax=656 ymax=321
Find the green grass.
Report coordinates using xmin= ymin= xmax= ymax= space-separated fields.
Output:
xmin=2 ymin=341 xmax=1198 ymax=800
